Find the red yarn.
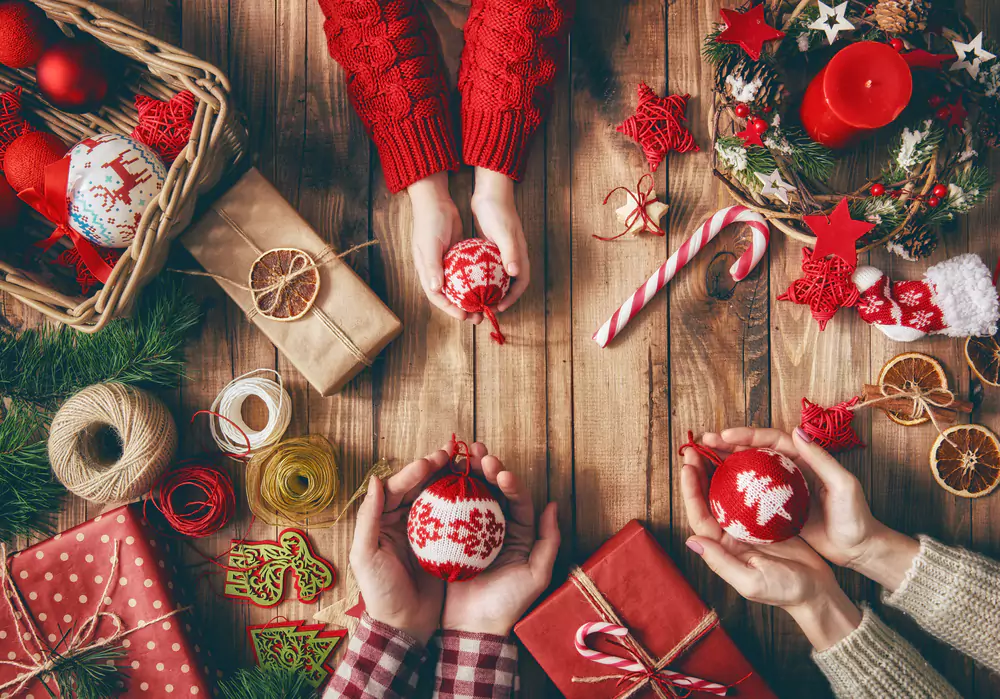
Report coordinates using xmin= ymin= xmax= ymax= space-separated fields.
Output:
xmin=617 ymin=83 xmax=699 ymax=172
xmin=0 ymin=86 xmax=30 ymax=168
xmin=800 ymin=397 xmax=864 ymax=453
xmin=0 ymin=174 xmax=20 ymax=228
xmin=131 ymin=90 xmax=196 ymax=164
xmin=145 ymin=461 xmax=237 ymax=538
xmin=777 ymin=247 xmax=860 ymax=331
xmin=595 ymin=173 xmax=665 ymax=241
xmin=678 ymin=430 xmax=724 ymax=468
xmin=442 ymin=238 xmax=511 ymax=345
xmin=0 ymin=0 xmax=50 ymax=69
xmin=3 ymin=131 xmax=67 ymax=192
xmin=50 ymin=245 xmax=121 ymax=294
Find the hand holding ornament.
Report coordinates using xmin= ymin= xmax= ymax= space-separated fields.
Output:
xmin=471 ymin=167 xmax=530 ymax=312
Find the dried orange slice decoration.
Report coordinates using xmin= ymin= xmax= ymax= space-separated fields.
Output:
xmin=248 ymin=248 xmax=320 ymax=322
xmin=966 ymin=331 xmax=1000 ymax=387
xmin=877 ymin=352 xmax=948 ymax=426
xmin=930 ymin=424 xmax=1000 ymax=498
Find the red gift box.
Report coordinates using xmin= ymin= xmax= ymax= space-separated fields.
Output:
xmin=0 ymin=504 xmax=211 ymax=697
xmin=515 ymin=520 xmax=777 ymax=699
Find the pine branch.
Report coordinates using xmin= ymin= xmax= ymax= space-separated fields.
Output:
xmin=716 ymin=137 xmax=778 ymax=190
xmin=772 ymin=125 xmax=835 ymax=183
xmin=218 ymin=667 xmax=318 ymax=699
xmin=0 ymin=401 xmax=63 ymax=541
xmin=925 ymin=166 xmax=994 ymax=224
xmin=849 ymin=196 xmax=907 ymax=239
xmin=42 ymin=638 xmax=127 ymax=699
xmin=882 ymin=120 xmax=945 ymax=181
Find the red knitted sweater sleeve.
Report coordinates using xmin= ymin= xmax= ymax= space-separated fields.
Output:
xmin=459 ymin=0 xmax=574 ymax=181
xmin=318 ymin=0 xmax=460 ymax=193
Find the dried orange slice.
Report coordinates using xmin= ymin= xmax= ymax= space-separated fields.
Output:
xmin=877 ymin=352 xmax=948 ymax=426
xmin=966 ymin=332 xmax=1000 ymax=387
xmin=930 ymin=424 xmax=1000 ymax=498
xmin=248 ymin=248 xmax=320 ymax=322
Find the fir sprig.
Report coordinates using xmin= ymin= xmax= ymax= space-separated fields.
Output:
xmin=0 ymin=401 xmax=63 ymax=541
xmin=218 ymin=666 xmax=318 ymax=699
xmin=925 ymin=166 xmax=994 ymax=225
xmin=42 ymin=640 xmax=128 ymax=699
xmin=882 ymin=120 xmax=945 ymax=182
xmin=850 ymin=196 xmax=907 ymax=239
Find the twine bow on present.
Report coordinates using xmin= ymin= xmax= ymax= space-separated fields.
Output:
xmin=568 ymin=567 xmax=750 ymax=699
xmin=596 ymin=174 xmax=666 ymax=242
xmin=20 ymin=157 xmax=115 ymax=284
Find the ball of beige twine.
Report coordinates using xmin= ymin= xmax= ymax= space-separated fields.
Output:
xmin=48 ymin=383 xmax=178 ymax=503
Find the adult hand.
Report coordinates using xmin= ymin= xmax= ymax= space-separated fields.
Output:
xmin=681 ymin=439 xmax=861 ymax=651
xmin=408 ymin=172 xmax=481 ymax=323
xmin=471 ymin=167 xmax=530 ymax=312
xmin=350 ymin=448 xmax=452 ymax=644
xmin=703 ymin=427 xmax=919 ymax=591
xmin=442 ymin=442 xmax=559 ymax=636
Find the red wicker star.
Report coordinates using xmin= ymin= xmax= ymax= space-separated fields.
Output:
xmin=716 ymin=5 xmax=785 ymax=62
xmin=777 ymin=247 xmax=860 ymax=331
xmin=51 ymin=245 xmax=122 ymax=295
xmin=131 ymin=90 xmax=196 ymax=164
xmin=800 ymin=397 xmax=864 ymax=453
xmin=616 ymin=83 xmax=698 ymax=172
xmin=806 ymin=197 xmax=874 ymax=268
xmin=0 ymin=86 xmax=31 ymax=168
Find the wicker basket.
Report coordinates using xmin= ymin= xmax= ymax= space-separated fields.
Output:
xmin=0 ymin=0 xmax=245 ymax=332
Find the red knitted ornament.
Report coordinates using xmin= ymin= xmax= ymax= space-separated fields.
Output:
xmin=682 ymin=434 xmax=809 ymax=544
xmin=442 ymin=238 xmax=511 ymax=345
xmin=0 ymin=86 xmax=30 ymax=168
xmin=777 ymin=247 xmax=860 ymax=331
xmin=131 ymin=90 xmax=196 ymax=164
xmin=800 ymin=397 xmax=864 ymax=453
xmin=0 ymin=0 xmax=50 ymax=69
xmin=406 ymin=439 xmax=506 ymax=582
xmin=4 ymin=131 xmax=66 ymax=192
xmin=617 ymin=83 xmax=699 ymax=172
xmin=0 ymin=174 xmax=20 ymax=228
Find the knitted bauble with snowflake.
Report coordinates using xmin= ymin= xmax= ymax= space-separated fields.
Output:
xmin=443 ymin=238 xmax=510 ymax=345
xmin=406 ymin=443 xmax=506 ymax=582
xmin=853 ymin=253 xmax=999 ymax=342
xmin=707 ymin=448 xmax=810 ymax=544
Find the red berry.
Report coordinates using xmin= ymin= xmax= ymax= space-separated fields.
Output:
xmin=927 ymin=196 xmax=941 ymax=208
xmin=889 ymin=38 xmax=904 ymax=51
xmin=763 ymin=105 xmax=773 ymax=114
xmin=932 ymin=183 xmax=948 ymax=198
xmin=870 ymin=183 xmax=886 ymax=197
xmin=752 ymin=118 xmax=769 ymax=134
xmin=734 ymin=103 xmax=750 ymax=118
xmin=890 ymin=190 xmax=901 ymax=199
xmin=865 ymin=4 xmax=875 ymax=13
xmin=936 ymin=106 xmax=952 ymax=121
xmin=928 ymin=95 xmax=944 ymax=108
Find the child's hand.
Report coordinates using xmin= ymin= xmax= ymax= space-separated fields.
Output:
xmin=350 ymin=449 xmax=452 ymax=644
xmin=441 ymin=442 xmax=559 ymax=636
xmin=471 ymin=168 xmax=530 ymax=312
xmin=408 ymin=173 xmax=480 ymax=323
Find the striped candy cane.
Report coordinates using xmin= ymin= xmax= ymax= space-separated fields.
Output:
xmin=574 ymin=622 xmax=730 ymax=696
xmin=593 ymin=206 xmax=770 ymax=348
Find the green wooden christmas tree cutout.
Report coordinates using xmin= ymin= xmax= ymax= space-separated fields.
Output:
xmin=225 ymin=528 xmax=335 ymax=607
xmin=248 ymin=620 xmax=347 ymax=689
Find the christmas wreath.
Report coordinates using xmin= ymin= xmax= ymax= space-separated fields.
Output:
xmin=705 ymin=0 xmax=996 ymax=261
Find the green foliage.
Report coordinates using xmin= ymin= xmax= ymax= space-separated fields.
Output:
xmin=42 ymin=641 xmax=128 ymax=699
xmin=218 ymin=666 xmax=318 ymax=699
xmin=925 ymin=166 xmax=995 ymax=225
xmin=849 ymin=196 xmax=907 ymax=240
xmin=0 ymin=402 xmax=63 ymax=541
xmin=778 ymin=4 xmax=822 ymax=55
xmin=882 ymin=120 xmax=945 ymax=182
xmin=770 ymin=124 xmax=835 ymax=183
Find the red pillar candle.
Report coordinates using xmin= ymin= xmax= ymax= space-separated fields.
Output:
xmin=800 ymin=41 xmax=912 ymax=148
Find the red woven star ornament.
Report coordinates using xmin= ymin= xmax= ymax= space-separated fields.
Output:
xmin=902 ymin=49 xmax=956 ymax=70
xmin=0 ymin=86 xmax=30 ymax=168
xmin=777 ymin=247 xmax=860 ymax=330
xmin=806 ymin=197 xmax=874 ymax=268
xmin=716 ymin=5 xmax=785 ymax=62
xmin=131 ymin=90 xmax=196 ymax=164
xmin=51 ymin=245 xmax=122 ymax=295
xmin=800 ymin=397 xmax=865 ymax=453
xmin=616 ymin=83 xmax=698 ymax=172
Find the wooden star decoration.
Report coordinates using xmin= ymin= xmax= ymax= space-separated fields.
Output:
xmin=616 ymin=84 xmax=698 ymax=171
xmin=808 ymin=1 xmax=853 ymax=45
xmin=805 ymin=197 xmax=874 ymax=268
xmin=951 ymin=32 xmax=996 ymax=79
xmin=756 ymin=168 xmax=797 ymax=204
xmin=947 ymin=98 xmax=968 ymax=129
xmin=716 ymin=5 xmax=785 ymax=61
xmin=736 ymin=122 xmax=766 ymax=148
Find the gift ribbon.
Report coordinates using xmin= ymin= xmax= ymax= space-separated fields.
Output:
xmin=595 ymin=173 xmax=666 ymax=241
xmin=0 ymin=541 xmax=186 ymax=695
xmin=20 ymin=156 xmax=116 ymax=284
xmin=568 ymin=566 xmax=750 ymax=699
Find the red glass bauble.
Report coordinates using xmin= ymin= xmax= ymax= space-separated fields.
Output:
xmin=0 ymin=0 xmax=50 ymax=68
xmin=870 ymin=183 xmax=885 ymax=197
xmin=932 ymin=184 xmax=948 ymax=198
xmin=733 ymin=103 xmax=750 ymax=118
xmin=35 ymin=39 xmax=111 ymax=113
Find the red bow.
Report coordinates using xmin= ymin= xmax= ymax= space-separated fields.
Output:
xmin=19 ymin=156 xmax=115 ymax=285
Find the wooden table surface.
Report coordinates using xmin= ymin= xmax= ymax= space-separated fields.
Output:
xmin=30 ymin=0 xmax=1000 ymax=697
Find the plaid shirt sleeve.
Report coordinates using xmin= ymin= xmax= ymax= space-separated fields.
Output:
xmin=431 ymin=630 xmax=519 ymax=698
xmin=324 ymin=613 xmax=428 ymax=698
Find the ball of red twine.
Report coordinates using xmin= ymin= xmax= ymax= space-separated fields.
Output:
xmin=800 ymin=397 xmax=864 ymax=453
xmin=145 ymin=461 xmax=236 ymax=538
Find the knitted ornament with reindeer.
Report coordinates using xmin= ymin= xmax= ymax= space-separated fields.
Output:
xmin=406 ymin=438 xmax=506 ymax=582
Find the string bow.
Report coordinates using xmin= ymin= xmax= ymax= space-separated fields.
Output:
xmin=596 ymin=173 xmax=666 ymax=241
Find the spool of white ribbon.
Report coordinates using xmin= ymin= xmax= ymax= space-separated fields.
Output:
xmin=210 ymin=369 xmax=292 ymax=455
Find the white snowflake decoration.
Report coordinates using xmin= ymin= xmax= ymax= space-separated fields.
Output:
xmin=951 ymin=32 xmax=996 ymax=79
xmin=808 ymin=2 xmax=853 ymax=45
xmin=756 ymin=169 xmax=797 ymax=205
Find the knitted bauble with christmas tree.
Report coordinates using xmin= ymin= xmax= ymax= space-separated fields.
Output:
xmin=443 ymin=238 xmax=510 ymax=345
xmin=406 ymin=440 xmax=506 ymax=582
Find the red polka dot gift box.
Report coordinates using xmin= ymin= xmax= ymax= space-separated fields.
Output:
xmin=0 ymin=504 xmax=212 ymax=697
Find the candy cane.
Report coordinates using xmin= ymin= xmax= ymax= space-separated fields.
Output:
xmin=593 ymin=206 xmax=770 ymax=348
xmin=574 ymin=622 xmax=730 ymax=696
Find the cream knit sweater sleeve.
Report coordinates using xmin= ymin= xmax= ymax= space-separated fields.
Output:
xmin=883 ymin=535 xmax=1000 ymax=673
xmin=812 ymin=607 xmax=961 ymax=698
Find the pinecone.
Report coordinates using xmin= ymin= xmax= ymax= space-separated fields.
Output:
xmin=888 ymin=225 xmax=938 ymax=261
xmin=873 ymin=0 xmax=931 ymax=34
xmin=715 ymin=57 xmax=782 ymax=107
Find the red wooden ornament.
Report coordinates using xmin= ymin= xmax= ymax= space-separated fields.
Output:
xmin=736 ymin=121 xmax=767 ymax=148
xmin=36 ymin=38 xmax=111 ymax=113
xmin=443 ymin=238 xmax=511 ymax=345
xmin=616 ymin=83 xmax=698 ymax=172
xmin=0 ymin=85 xmax=30 ymax=167
xmin=806 ymin=197 xmax=875 ymax=268
xmin=0 ymin=0 xmax=50 ymax=68
xmin=3 ymin=130 xmax=66 ymax=192
xmin=131 ymin=90 xmax=196 ymax=164
xmin=715 ymin=5 xmax=785 ymax=62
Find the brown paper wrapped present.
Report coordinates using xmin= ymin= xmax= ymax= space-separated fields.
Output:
xmin=181 ymin=168 xmax=401 ymax=395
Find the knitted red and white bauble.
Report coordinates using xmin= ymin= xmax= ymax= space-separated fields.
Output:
xmin=853 ymin=253 xmax=999 ymax=342
xmin=442 ymin=238 xmax=510 ymax=345
xmin=4 ymin=131 xmax=66 ymax=193
xmin=708 ymin=448 xmax=810 ymax=544
xmin=407 ymin=470 xmax=506 ymax=582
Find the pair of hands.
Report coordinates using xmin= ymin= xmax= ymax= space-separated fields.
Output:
xmin=350 ymin=441 xmax=559 ymax=644
xmin=681 ymin=427 xmax=920 ymax=650
xmin=408 ymin=169 xmax=529 ymax=322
